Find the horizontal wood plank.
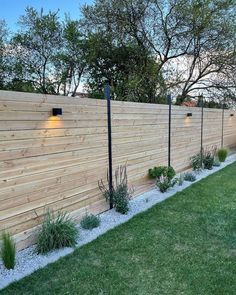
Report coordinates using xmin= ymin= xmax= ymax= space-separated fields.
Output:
xmin=0 ymin=90 xmax=235 ymax=250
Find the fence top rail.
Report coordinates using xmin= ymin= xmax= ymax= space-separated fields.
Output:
xmin=0 ymin=90 xmax=235 ymax=114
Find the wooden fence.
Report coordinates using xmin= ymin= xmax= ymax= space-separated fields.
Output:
xmin=0 ymin=90 xmax=236 ymax=250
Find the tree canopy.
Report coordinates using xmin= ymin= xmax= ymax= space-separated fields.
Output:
xmin=0 ymin=1 xmax=235 ymax=105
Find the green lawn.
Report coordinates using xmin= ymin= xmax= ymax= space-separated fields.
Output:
xmin=2 ymin=163 xmax=236 ymax=295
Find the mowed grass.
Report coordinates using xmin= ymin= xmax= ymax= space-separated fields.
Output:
xmin=2 ymin=163 xmax=236 ymax=295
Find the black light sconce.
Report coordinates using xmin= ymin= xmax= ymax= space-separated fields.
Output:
xmin=52 ymin=108 xmax=62 ymax=116
xmin=186 ymin=112 xmax=192 ymax=117
xmin=230 ymin=114 xmax=234 ymax=117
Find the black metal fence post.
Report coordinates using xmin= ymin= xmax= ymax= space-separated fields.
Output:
xmin=221 ymin=98 xmax=225 ymax=148
xmin=200 ymin=96 xmax=204 ymax=168
xmin=105 ymin=83 xmax=113 ymax=209
xmin=167 ymin=94 xmax=172 ymax=167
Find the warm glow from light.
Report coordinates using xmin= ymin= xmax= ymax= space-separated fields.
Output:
xmin=42 ymin=116 xmax=64 ymax=129
xmin=184 ymin=116 xmax=192 ymax=126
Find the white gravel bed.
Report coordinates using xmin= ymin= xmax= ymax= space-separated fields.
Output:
xmin=1 ymin=153 xmax=236 ymax=290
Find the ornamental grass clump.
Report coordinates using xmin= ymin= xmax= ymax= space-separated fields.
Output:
xmin=98 ymin=165 xmax=132 ymax=214
xmin=1 ymin=232 xmax=16 ymax=270
xmin=217 ymin=148 xmax=228 ymax=162
xmin=36 ymin=210 xmax=79 ymax=254
xmin=80 ymin=214 xmax=101 ymax=230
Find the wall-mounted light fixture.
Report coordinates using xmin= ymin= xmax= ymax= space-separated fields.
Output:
xmin=230 ymin=114 xmax=234 ymax=117
xmin=186 ymin=112 xmax=192 ymax=117
xmin=52 ymin=108 xmax=62 ymax=116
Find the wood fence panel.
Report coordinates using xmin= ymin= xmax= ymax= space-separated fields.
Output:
xmin=0 ymin=90 xmax=235 ymax=250
xmin=0 ymin=91 xmax=109 ymax=250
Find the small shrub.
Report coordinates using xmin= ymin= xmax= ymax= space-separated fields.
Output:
xmin=213 ymin=158 xmax=221 ymax=167
xmin=203 ymin=155 xmax=214 ymax=170
xmin=156 ymin=174 xmax=178 ymax=193
xmin=80 ymin=214 xmax=100 ymax=230
xmin=1 ymin=232 xmax=16 ymax=270
xmin=156 ymin=175 xmax=172 ymax=193
xmin=36 ymin=210 xmax=79 ymax=254
xmin=203 ymin=146 xmax=217 ymax=170
xmin=217 ymin=148 xmax=228 ymax=162
xmin=148 ymin=166 xmax=176 ymax=181
xmin=113 ymin=184 xmax=131 ymax=214
xmin=98 ymin=165 xmax=132 ymax=214
xmin=177 ymin=174 xmax=184 ymax=186
xmin=184 ymin=172 xmax=196 ymax=182
xmin=171 ymin=177 xmax=178 ymax=187
xmin=190 ymin=153 xmax=202 ymax=171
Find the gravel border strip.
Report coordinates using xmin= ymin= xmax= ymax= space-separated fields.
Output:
xmin=1 ymin=153 xmax=236 ymax=290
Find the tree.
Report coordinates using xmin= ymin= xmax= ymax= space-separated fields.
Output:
xmin=81 ymin=0 xmax=194 ymax=77
xmin=84 ymin=32 xmax=167 ymax=102
xmin=10 ymin=7 xmax=62 ymax=94
xmin=81 ymin=0 xmax=236 ymax=102
xmin=0 ymin=20 xmax=9 ymax=89
xmin=168 ymin=0 xmax=236 ymax=102
xmin=53 ymin=19 xmax=87 ymax=96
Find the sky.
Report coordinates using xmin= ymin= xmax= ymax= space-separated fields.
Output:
xmin=0 ymin=0 xmax=94 ymax=31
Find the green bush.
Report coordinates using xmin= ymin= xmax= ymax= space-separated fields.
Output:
xmin=217 ymin=148 xmax=228 ymax=162
xmin=98 ymin=165 xmax=132 ymax=214
xmin=156 ymin=175 xmax=172 ymax=192
xmin=148 ymin=166 xmax=176 ymax=181
xmin=1 ymin=232 xmax=16 ymax=270
xmin=184 ymin=172 xmax=196 ymax=182
xmin=113 ymin=184 xmax=131 ymax=214
xmin=203 ymin=155 xmax=214 ymax=169
xmin=80 ymin=214 xmax=100 ymax=230
xmin=190 ymin=153 xmax=202 ymax=171
xmin=201 ymin=146 xmax=217 ymax=170
xmin=156 ymin=174 xmax=179 ymax=193
xmin=36 ymin=210 xmax=79 ymax=254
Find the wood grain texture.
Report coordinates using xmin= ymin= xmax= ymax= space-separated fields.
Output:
xmin=0 ymin=90 xmax=235 ymax=250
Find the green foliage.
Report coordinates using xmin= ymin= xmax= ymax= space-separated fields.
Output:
xmin=156 ymin=175 xmax=172 ymax=193
xmin=203 ymin=155 xmax=214 ymax=170
xmin=148 ymin=166 xmax=176 ymax=181
xmin=81 ymin=0 xmax=236 ymax=101
xmin=113 ymin=186 xmax=130 ymax=214
xmin=191 ymin=146 xmax=218 ymax=171
xmin=156 ymin=173 xmax=178 ymax=193
xmin=54 ymin=18 xmax=86 ymax=96
xmin=1 ymin=1 xmax=235 ymax=102
xmin=36 ymin=210 xmax=79 ymax=254
xmin=184 ymin=172 xmax=196 ymax=182
xmin=0 ymin=20 xmax=9 ymax=89
xmin=177 ymin=174 xmax=184 ymax=186
xmin=0 ymin=232 xmax=16 ymax=270
xmin=203 ymin=146 xmax=217 ymax=170
xmin=6 ymin=8 xmax=86 ymax=96
xmin=213 ymin=158 xmax=221 ymax=167
xmin=190 ymin=153 xmax=202 ymax=171
xmin=197 ymin=97 xmax=223 ymax=109
xmin=98 ymin=165 xmax=132 ymax=214
xmin=217 ymin=148 xmax=228 ymax=162
xmin=80 ymin=214 xmax=101 ymax=230
xmin=10 ymin=7 xmax=62 ymax=94
xmin=85 ymin=32 xmax=167 ymax=103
